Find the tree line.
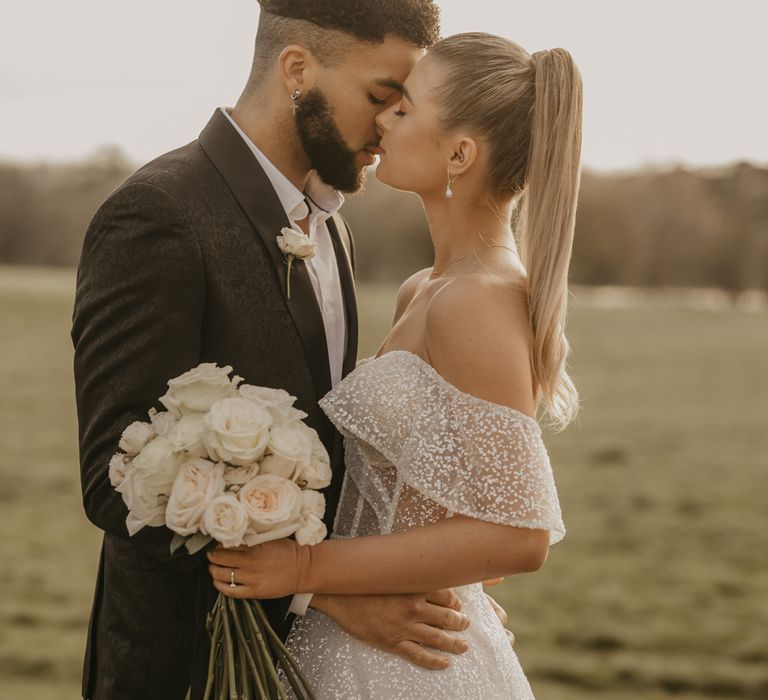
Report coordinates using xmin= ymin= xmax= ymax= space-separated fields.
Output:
xmin=1 ymin=147 xmax=766 ymax=291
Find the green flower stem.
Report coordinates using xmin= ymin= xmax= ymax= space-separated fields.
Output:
xmin=220 ymin=601 xmax=238 ymax=700
xmin=237 ymin=632 xmax=250 ymax=700
xmin=263 ymin=632 xmax=300 ymax=700
xmin=240 ymin=601 xmax=271 ymax=696
xmin=242 ymin=601 xmax=287 ymax=699
xmin=236 ymin=600 xmax=269 ymax=695
xmin=203 ymin=598 xmax=224 ymax=700
xmin=228 ymin=598 xmax=264 ymax=700
xmin=253 ymin=602 xmax=314 ymax=700
xmin=286 ymin=255 xmax=295 ymax=299
xmin=271 ymin=643 xmax=303 ymax=700
xmin=217 ymin=665 xmax=228 ymax=700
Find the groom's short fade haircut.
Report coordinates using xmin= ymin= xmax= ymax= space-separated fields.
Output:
xmin=249 ymin=0 xmax=440 ymax=84
xmin=258 ymin=0 xmax=440 ymax=47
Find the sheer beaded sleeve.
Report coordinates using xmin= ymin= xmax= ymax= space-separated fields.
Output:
xmin=397 ymin=377 xmax=565 ymax=543
xmin=320 ymin=351 xmax=565 ymax=544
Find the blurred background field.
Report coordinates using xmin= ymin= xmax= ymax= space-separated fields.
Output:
xmin=1 ymin=265 xmax=766 ymax=699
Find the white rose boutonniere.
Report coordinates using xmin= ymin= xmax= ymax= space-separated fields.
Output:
xmin=276 ymin=226 xmax=317 ymax=299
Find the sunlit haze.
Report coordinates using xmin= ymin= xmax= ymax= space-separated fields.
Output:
xmin=3 ymin=0 xmax=767 ymax=170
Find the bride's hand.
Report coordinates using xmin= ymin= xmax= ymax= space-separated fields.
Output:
xmin=207 ymin=539 xmax=311 ymax=599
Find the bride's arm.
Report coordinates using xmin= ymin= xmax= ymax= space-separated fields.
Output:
xmin=208 ymin=514 xmax=549 ymax=599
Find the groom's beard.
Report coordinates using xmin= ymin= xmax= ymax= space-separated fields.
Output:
xmin=294 ymin=88 xmax=364 ymax=193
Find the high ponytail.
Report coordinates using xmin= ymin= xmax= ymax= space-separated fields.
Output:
xmin=520 ymin=49 xmax=582 ymax=429
xmin=431 ymin=35 xmax=583 ymax=429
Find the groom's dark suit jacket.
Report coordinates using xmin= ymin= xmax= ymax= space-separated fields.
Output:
xmin=71 ymin=109 xmax=358 ymax=700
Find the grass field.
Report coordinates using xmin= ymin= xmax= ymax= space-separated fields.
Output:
xmin=0 ymin=266 xmax=766 ymax=699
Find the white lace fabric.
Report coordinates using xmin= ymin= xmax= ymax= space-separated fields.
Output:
xmin=281 ymin=351 xmax=565 ymax=699
xmin=321 ymin=351 xmax=565 ymax=541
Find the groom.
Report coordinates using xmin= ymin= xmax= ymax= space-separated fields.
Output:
xmin=72 ymin=1 xmax=503 ymax=698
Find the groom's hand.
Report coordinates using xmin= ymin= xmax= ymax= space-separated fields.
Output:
xmin=310 ymin=590 xmax=471 ymax=670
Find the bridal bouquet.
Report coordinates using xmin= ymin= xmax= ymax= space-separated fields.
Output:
xmin=109 ymin=362 xmax=328 ymax=699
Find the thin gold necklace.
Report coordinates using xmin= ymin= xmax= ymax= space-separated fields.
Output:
xmin=430 ymin=244 xmax=518 ymax=278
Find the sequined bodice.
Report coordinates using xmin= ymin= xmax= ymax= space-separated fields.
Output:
xmin=282 ymin=352 xmax=565 ymax=699
xmin=319 ymin=351 xmax=565 ymax=542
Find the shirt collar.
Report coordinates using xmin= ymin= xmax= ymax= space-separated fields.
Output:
xmin=219 ymin=107 xmax=344 ymax=226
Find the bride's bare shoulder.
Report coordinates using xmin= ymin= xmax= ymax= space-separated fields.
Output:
xmin=424 ymin=273 xmax=535 ymax=415
xmin=392 ymin=267 xmax=433 ymax=323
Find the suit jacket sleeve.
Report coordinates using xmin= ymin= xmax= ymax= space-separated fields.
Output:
xmin=72 ymin=181 xmax=207 ymax=570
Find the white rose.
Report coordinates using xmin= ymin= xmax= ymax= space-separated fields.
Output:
xmin=204 ymin=398 xmax=273 ymax=466
xmin=149 ymin=408 xmax=178 ymax=436
xmin=116 ymin=469 xmax=167 ymax=535
xmin=119 ymin=421 xmax=155 ymax=455
xmin=294 ymin=491 xmax=327 ymax=546
xmin=261 ymin=424 xmax=313 ymax=480
xmin=238 ymin=385 xmax=306 ymax=423
xmin=277 ymin=227 xmax=317 ymax=260
xmin=295 ymin=432 xmax=332 ymax=489
xmin=309 ymin=428 xmax=329 ymax=462
xmin=273 ymin=405 xmax=309 ymax=425
xmin=169 ymin=413 xmax=209 ymax=458
xmin=300 ymin=489 xmax=326 ymax=520
xmin=131 ymin=436 xmax=185 ymax=496
xmin=238 ymin=474 xmax=302 ymax=533
xmin=109 ymin=453 xmax=131 ymax=487
xmin=258 ymin=454 xmax=296 ymax=480
xmin=222 ymin=462 xmax=260 ymax=488
xmin=166 ymin=459 xmax=225 ymax=536
xmin=201 ymin=494 xmax=249 ymax=548
xmin=160 ymin=363 xmax=240 ymax=416
xmin=242 ymin=517 xmax=302 ymax=546
xmin=238 ymin=384 xmax=293 ymax=409
xmin=295 ymin=514 xmax=327 ymax=546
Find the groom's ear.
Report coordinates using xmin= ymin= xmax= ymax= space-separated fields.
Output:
xmin=447 ymin=137 xmax=478 ymax=177
xmin=278 ymin=44 xmax=320 ymax=97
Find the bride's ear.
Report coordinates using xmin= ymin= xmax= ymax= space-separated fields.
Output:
xmin=446 ymin=137 xmax=478 ymax=178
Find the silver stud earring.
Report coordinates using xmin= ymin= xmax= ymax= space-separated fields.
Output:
xmin=291 ymin=88 xmax=301 ymax=115
xmin=446 ymin=172 xmax=456 ymax=199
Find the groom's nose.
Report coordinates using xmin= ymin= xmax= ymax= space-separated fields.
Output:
xmin=375 ymin=106 xmax=394 ymax=134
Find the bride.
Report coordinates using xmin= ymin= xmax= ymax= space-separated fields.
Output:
xmin=208 ymin=32 xmax=582 ymax=698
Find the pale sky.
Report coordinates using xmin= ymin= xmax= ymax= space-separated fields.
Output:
xmin=2 ymin=0 xmax=767 ymax=171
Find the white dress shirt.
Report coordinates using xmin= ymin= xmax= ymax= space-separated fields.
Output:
xmin=221 ymin=108 xmax=347 ymax=615
xmin=221 ymin=107 xmax=348 ymax=387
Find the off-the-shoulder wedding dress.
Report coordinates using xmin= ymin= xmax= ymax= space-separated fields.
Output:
xmin=281 ymin=351 xmax=565 ymax=699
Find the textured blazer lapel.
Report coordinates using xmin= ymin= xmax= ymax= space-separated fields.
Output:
xmin=327 ymin=216 xmax=359 ymax=378
xmin=198 ymin=110 xmax=333 ymax=399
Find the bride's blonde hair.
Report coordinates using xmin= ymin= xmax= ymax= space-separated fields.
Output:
xmin=431 ymin=33 xmax=583 ymax=430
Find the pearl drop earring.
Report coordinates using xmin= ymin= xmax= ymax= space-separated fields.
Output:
xmin=446 ymin=172 xmax=456 ymax=199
